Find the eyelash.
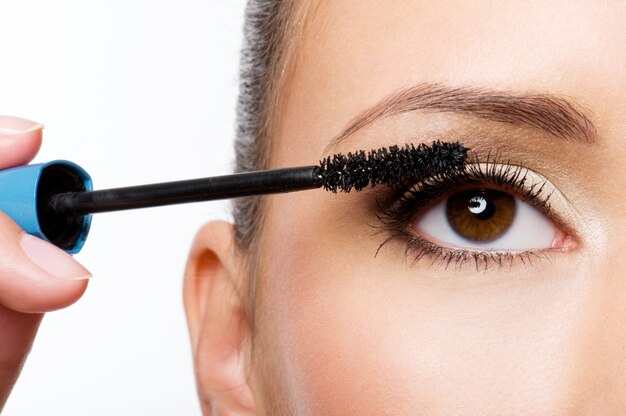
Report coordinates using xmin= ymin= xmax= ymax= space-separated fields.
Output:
xmin=373 ymin=152 xmax=558 ymax=271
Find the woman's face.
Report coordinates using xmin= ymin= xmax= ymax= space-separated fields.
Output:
xmin=198 ymin=1 xmax=626 ymax=414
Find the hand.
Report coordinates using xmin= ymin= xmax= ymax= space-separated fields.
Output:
xmin=0 ymin=116 xmax=91 ymax=411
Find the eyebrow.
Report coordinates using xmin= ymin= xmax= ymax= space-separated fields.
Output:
xmin=329 ymin=83 xmax=597 ymax=148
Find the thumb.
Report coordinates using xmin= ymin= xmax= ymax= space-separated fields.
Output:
xmin=0 ymin=211 xmax=91 ymax=313
xmin=0 ymin=212 xmax=90 ymax=410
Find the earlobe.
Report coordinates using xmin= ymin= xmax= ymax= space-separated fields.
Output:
xmin=183 ymin=220 xmax=256 ymax=415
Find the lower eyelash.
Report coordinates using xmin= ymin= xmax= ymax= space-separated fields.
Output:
xmin=372 ymin=151 xmax=557 ymax=270
xmin=376 ymin=230 xmax=553 ymax=272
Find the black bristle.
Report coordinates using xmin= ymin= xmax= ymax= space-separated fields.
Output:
xmin=315 ymin=141 xmax=469 ymax=193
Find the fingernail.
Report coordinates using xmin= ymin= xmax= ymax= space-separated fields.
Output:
xmin=20 ymin=233 xmax=92 ymax=280
xmin=0 ymin=115 xmax=44 ymax=137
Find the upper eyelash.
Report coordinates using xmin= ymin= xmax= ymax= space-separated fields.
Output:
xmin=372 ymin=151 xmax=557 ymax=271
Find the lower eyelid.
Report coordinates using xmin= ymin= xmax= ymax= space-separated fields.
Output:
xmin=386 ymin=232 xmax=556 ymax=271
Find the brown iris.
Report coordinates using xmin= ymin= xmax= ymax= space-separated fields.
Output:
xmin=446 ymin=189 xmax=516 ymax=242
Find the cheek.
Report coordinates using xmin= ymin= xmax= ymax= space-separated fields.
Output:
xmin=255 ymin=194 xmax=598 ymax=414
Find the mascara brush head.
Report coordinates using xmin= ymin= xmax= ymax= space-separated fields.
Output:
xmin=316 ymin=140 xmax=468 ymax=192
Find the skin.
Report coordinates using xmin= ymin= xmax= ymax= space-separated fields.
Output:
xmin=2 ymin=1 xmax=621 ymax=413
xmin=184 ymin=1 xmax=626 ymax=414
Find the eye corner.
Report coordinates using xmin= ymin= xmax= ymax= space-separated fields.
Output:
xmin=550 ymin=228 xmax=579 ymax=253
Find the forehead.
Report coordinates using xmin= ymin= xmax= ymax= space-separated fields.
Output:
xmin=271 ymin=0 xmax=625 ymax=165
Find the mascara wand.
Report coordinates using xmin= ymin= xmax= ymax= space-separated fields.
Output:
xmin=0 ymin=141 xmax=467 ymax=253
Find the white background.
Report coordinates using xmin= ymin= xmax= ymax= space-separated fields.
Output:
xmin=0 ymin=1 xmax=245 ymax=414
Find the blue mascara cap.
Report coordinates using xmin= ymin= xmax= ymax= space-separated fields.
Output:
xmin=0 ymin=160 xmax=92 ymax=254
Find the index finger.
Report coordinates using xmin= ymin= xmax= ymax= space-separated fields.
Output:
xmin=0 ymin=116 xmax=43 ymax=169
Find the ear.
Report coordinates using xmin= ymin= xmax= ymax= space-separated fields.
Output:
xmin=183 ymin=220 xmax=256 ymax=415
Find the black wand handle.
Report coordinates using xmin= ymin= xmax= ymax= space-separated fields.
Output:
xmin=49 ymin=166 xmax=322 ymax=215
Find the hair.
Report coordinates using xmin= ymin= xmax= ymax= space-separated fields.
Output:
xmin=233 ymin=0 xmax=305 ymax=251
xmin=232 ymin=2 xmax=314 ymax=367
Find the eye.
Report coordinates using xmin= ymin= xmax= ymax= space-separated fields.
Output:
xmin=375 ymin=160 xmax=578 ymax=267
xmin=412 ymin=188 xmax=558 ymax=251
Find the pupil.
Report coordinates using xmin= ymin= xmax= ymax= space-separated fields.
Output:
xmin=468 ymin=195 xmax=495 ymax=220
xmin=446 ymin=188 xmax=516 ymax=242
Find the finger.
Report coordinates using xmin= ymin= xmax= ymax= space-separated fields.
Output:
xmin=0 ymin=115 xmax=85 ymax=411
xmin=0 ymin=210 xmax=91 ymax=313
xmin=0 ymin=115 xmax=43 ymax=169
xmin=0 ymin=304 xmax=42 ymax=410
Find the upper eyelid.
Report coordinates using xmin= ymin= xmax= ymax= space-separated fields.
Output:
xmin=380 ymin=161 xmax=577 ymax=235
xmin=467 ymin=163 xmax=579 ymax=236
